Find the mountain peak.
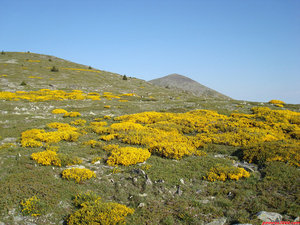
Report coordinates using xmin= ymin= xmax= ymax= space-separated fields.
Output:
xmin=149 ymin=74 xmax=231 ymax=100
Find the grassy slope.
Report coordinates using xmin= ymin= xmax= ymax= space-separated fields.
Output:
xmin=0 ymin=52 xmax=299 ymax=225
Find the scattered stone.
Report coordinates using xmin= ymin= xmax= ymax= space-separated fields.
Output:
xmin=233 ymin=161 xmax=257 ymax=172
xmin=199 ymin=199 xmax=210 ymax=204
xmin=145 ymin=175 xmax=152 ymax=185
xmin=176 ymin=185 xmax=182 ymax=196
xmin=131 ymin=169 xmax=145 ymax=175
xmin=206 ymin=217 xmax=226 ymax=225
xmin=214 ymin=154 xmax=227 ymax=158
xmin=138 ymin=193 xmax=148 ymax=197
xmin=257 ymin=211 xmax=282 ymax=222
xmin=196 ymin=189 xmax=202 ymax=194
xmin=66 ymin=165 xmax=85 ymax=169
xmin=180 ymin=178 xmax=184 ymax=184
xmin=2 ymin=137 xmax=17 ymax=143
xmin=132 ymin=177 xmax=138 ymax=184
xmin=93 ymin=160 xmax=101 ymax=165
xmin=232 ymin=224 xmax=252 ymax=225
xmin=154 ymin=179 xmax=165 ymax=183
xmin=13 ymin=216 xmax=23 ymax=222
xmin=138 ymin=203 xmax=145 ymax=208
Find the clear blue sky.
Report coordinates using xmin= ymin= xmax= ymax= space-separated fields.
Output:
xmin=1 ymin=0 xmax=299 ymax=103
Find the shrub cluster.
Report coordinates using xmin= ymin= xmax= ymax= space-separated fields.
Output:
xmin=0 ymin=89 xmax=136 ymax=102
xmin=62 ymin=168 xmax=96 ymax=183
xmin=31 ymin=150 xmax=82 ymax=167
xmin=106 ymin=146 xmax=151 ymax=166
xmin=20 ymin=196 xmax=42 ymax=217
xmin=204 ymin=164 xmax=250 ymax=182
xmin=67 ymin=192 xmax=134 ymax=225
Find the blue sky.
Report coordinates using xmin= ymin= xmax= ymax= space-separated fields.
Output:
xmin=1 ymin=0 xmax=299 ymax=103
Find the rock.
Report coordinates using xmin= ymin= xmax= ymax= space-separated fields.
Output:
xmin=232 ymin=223 xmax=253 ymax=225
xmin=294 ymin=217 xmax=300 ymax=222
xmin=214 ymin=154 xmax=227 ymax=158
xmin=196 ymin=189 xmax=202 ymax=194
xmin=93 ymin=160 xmax=101 ymax=165
xmin=200 ymin=199 xmax=210 ymax=204
xmin=132 ymin=177 xmax=138 ymax=184
xmin=138 ymin=203 xmax=145 ymax=208
xmin=145 ymin=175 xmax=152 ymax=185
xmin=155 ymin=179 xmax=165 ymax=183
xmin=233 ymin=161 xmax=257 ymax=172
xmin=0 ymin=222 xmax=5 ymax=225
xmin=176 ymin=185 xmax=182 ymax=196
xmin=206 ymin=217 xmax=226 ymax=225
xmin=131 ymin=169 xmax=145 ymax=175
xmin=180 ymin=178 xmax=184 ymax=184
xmin=257 ymin=211 xmax=282 ymax=222
xmin=139 ymin=193 xmax=148 ymax=197
xmin=13 ymin=216 xmax=23 ymax=222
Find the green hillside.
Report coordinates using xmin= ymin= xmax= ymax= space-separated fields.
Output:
xmin=0 ymin=52 xmax=299 ymax=225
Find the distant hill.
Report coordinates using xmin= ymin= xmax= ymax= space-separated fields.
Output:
xmin=149 ymin=73 xmax=231 ymax=100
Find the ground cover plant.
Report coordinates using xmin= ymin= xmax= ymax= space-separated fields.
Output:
xmin=0 ymin=52 xmax=299 ymax=224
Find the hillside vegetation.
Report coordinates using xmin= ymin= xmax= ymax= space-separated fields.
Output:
xmin=0 ymin=52 xmax=299 ymax=225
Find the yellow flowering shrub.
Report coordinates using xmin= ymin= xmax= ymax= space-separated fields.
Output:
xmin=83 ymin=140 xmax=103 ymax=148
xmin=31 ymin=150 xmax=61 ymax=166
xmin=64 ymin=112 xmax=81 ymax=117
xmin=62 ymin=168 xmax=96 ymax=183
xmin=107 ymin=146 xmax=151 ymax=166
xmin=96 ymin=108 xmax=299 ymax=163
xmin=242 ymin=140 xmax=300 ymax=167
xmin=20 ymin=196 xmax=42 ymax=217
xmin=21 ymin=123 xmax=81 ymax=147
xmin=100 ymin=134 xmax=117 ymax=141
xmin=47 ymin=122 xmax=77 ymax=131
xmin=90 ymin=121 xmax=107 ymax=127
xmin=204 ymin=164 xmax=250 ymax=182
xmin=102 ymin=144 xmax=119 ymax=152
xmin=31 ymin=150 xmax=82 ymax=167
xmin=67 ymin=192 xmax=134 ymax=225
xmin=104 ymin=105 xmax=111 ymax=108
xmin=70 ymin=119 xmax=86 ymax=126
xmin=103 ymin=115 xmax=111 ymax=119
xmin=0 ymin=89 xmax=134 ymax=102
xmin=269 ymin=99 xmax=285 ymax=105
xmin=52 ymin=109 xmax=68 ymax=114
xmin=27 ymin=59 xmax=40 ymax=62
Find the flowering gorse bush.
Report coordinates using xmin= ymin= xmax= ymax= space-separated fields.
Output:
xmin=31 ymin=150 xmax=61 ymax=166
xmin=31 ymin=150 xmax=82 ymax=167
xmin=269 ymin=99 xmax=285 ymax=105
xmin=204 ymin=164 xmax=250 ymax=182
xmin=0 ymin=89 xmax=136 ymax=102
xmin=52 ymin=108 xmax=68 ymax=114
xmin=64 ymin=112 xmax=81 ymax=118
xmin=70 ymin=119 xmax=86 ymax=126
xmin=67 ymin=192 xmax=134 ymax=225
xmin=21 ymin=123 xmax=80 ymax=147
xmin=20 ymin=196 xmax=42 ymax=217
xmin=107 ymin=146 xmax=151 ymax=166
xmin=91 ymin=108 xmax=299 ymax=164
xmin=62 ymin=168 xmax=96 ymax=183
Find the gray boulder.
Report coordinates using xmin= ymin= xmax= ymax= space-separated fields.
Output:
xmin=257 ymin=211 xmax=282 ymax=222
xmin=206 ymin=217 xmax=226 ymax=225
